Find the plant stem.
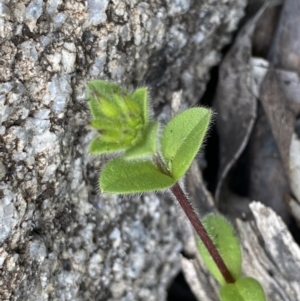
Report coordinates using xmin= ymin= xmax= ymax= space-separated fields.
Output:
xmin=170 ymin=182 xmax=235 ymax=284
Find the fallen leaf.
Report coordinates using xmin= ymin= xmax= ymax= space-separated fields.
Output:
xmin=268 ymin=0 xmax=300 ymax=72
xmin=214 ymin=6 xmax=266 ymax=202
xmin=259 ymin=67 xmax=294 ymax=174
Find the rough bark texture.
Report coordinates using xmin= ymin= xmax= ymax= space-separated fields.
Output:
xmin=0 ymin=0 xmax=246 ymax=300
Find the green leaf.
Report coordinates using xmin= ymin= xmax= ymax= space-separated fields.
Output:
xmin=161 ymin=107 xmax=211 ymax=180
xmin=100 ymin=157 xmax=176 ymax=193
xmin=124 ymin=121 xmax=159 ymax=159
xmin=197 ymin=214 xmax=242 ymax=285
xmin=90 ymin=118 xmax=122 ymax=130
xmin=87 ymin=81 xmax=126 ymax=120
xmin=88 ymin=99 xmax=103 ymax=119
xmin=112 ymin=93 xmax=134 ymax=120
xmin=132 ymin=87 xmax=149 ymax=123
xmin=220 ymin=277 xmax=266 ymax=301
xmin=123 ymin=95 xmax=142 ymax=117
xmin=89 ymin=138 xmax=127 ymax=154
xmin=97 ymin=97 xmax=120 ymax=118
xmin=87 ymin=80 xmax=126 ymax=102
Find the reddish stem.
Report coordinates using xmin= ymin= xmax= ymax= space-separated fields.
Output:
xmin=170 ymin=182 xmax=235 ymax=284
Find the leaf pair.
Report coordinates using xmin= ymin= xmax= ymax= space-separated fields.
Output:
xmin=197 ymin=214 xmax=266 ymax=301
xmin=100 ymin=107 xmax=211 ymax=193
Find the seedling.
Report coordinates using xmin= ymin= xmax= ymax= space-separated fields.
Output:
xmin=86 ymin=80 xmax=266 ymax=301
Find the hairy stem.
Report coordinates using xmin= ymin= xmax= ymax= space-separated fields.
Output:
xmin=170 ymin=182 xmax=235 ymax=284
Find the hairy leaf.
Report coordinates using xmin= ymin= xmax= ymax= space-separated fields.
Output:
xmin=87 ymin=81 xmax=151 ymax=156
xmin=161 ymin=107 xmax=211 ymax=180
xmin=89 ymin=138 xmax=126 ymax=154
xmin=124 ymin=121 xmax=159 ymax=159
xmin=197 ymin=214 xmax=242 ymax=285
xmin=87 ymin=80 xmax=126 ymax=102
xmin=88 ymin=99 xmax=103 ymax=119
xmin=90 ymin=118 xmax=122 ymax=130
xmin=100 ymin=157 xmax=176 ymax=193
xmin=220 ymin=277 xmax=266 ymax=301
xmin=132 ymin=87 xmax=149 ymax=123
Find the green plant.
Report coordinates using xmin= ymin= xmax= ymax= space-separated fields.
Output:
xmin=86 ymin=80 xmax=266 ymax=301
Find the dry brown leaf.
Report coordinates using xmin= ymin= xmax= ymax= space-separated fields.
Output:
xmin=214 ymin=6 xmax=266 ymax=202
xmin=259 ymin=67 xmax=294 ymax=174
xmin=268 ymin=0 xmax=300 ymax=72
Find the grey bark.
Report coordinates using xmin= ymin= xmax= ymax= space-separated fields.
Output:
xmin=0 ymin=0 xmax=246 ymax=300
